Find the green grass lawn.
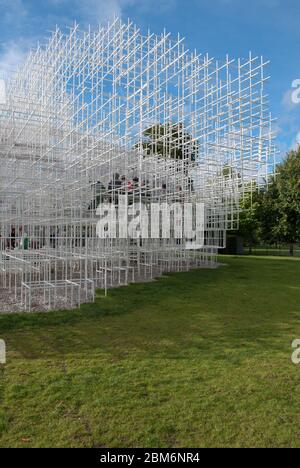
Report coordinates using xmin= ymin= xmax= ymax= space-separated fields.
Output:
xmin=1 ymin=255 xmax=300 ymax=448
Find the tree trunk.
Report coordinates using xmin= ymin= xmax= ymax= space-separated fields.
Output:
xmin=249 ymin=240 xmax=253 ymax=255
xmin=289 ymin=243 xmax=294 ymax=256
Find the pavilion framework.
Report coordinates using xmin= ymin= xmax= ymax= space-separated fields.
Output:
xmin=0 ymin=18 xmax=276 ymax=311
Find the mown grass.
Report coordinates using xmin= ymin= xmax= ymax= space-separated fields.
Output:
xmin=0 ymin=255 xmax=300 ymax=447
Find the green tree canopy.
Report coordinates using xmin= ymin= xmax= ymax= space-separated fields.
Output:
xmin=263 ymin=147 xmax=300 ymax=254
xmin=236 ymin=147 xmax=300 ymax=255
xmin=138 ymin=123 xmax=198 ymax=161
xmin=236 ymin=188 xmax=263 ymax=253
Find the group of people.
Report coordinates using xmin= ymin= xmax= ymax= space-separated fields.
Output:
xmin=88 ymin=173 xmax=194 ymax=209
xmin=3 ymin=227 xmax=29 ymax=251
xmin=88 ymin=173 xmax=151 ymax=209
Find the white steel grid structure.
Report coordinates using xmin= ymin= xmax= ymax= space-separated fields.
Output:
xmin=0 ymin=18 xmax=276 ymax=311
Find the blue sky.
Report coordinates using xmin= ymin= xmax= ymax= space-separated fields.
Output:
xmin=0 ymin=0 xmax=299 ymax=158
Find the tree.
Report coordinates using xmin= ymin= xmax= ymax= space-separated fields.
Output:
xmin=264 ymin=148 xmax=300 ymax=255
xmin=227 ymin=148 xmax=300 ymax=256
xmin=236 ymin=189 xmax=262 ymax=254
xmin=257 ymin=181 xmax=279 ymax=246
xmin=138 ymin=123 xmax=198 ymax=161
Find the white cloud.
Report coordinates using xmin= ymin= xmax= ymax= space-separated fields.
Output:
xmin=0 ymin=0 xmax=29 ymax=76
xmin=0 ymin=0 xmax=27 ymax=24
xmin=0 ymin=42 xmax=26 ymax=77
xmin=291 ymin=131 xmax=300 ymax=150
xmin=281 ymin=88 xmax=298 ymax=111
xmin=64 ymin=0 xmax=176 ymax=25
xmin=279 ymin=85 xmax=300 ymax=154
xmin=76 ymin=0 xmax=124 ymax=24
xmin=0 ymin=0 xmax=176 ymax=76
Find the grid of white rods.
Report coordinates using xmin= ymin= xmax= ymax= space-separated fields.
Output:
xmin=0 ymin=18 xmax=276 ymax=311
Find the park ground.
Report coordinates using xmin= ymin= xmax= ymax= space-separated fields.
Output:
xmin=0 ymin=255 xmax=300 ymax=447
